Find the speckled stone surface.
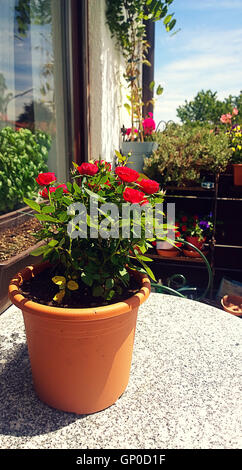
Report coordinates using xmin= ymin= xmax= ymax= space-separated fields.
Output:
xmin=0 ymin=294 xmax=241 ymax=449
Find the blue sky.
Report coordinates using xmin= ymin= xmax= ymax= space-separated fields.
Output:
xmin=154 ymin=0 xmax=242 ymax=125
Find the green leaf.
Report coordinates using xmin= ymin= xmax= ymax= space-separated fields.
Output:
xmin=124 ymin=103 xmax=131 ymax=113
xmin=156 ymin=85 xmax=164 ymax=96
xmin=58 ymin=211 xmax=69 ymax=222
xmin=115 ymin=150 xmax=123 ymax=160
xmin=138 ymin=260 xmax=156 ymax=281
xmin=42 ymin=247 xmax=54 ymax=260
xmin=105 ymin=289 xmax=115 ymax=301
xmin=35 ymin=213 xmax=59 ymax=222
xmin=105 ymin=278 xmax=114 ymax=289
xmin=149 ymin=80 xmax=155 ymax=91
xmin=42 ymin=205 xmax=55 ymax=213
xmin=99 ymin=175 xmax=109 ymax=184
xmin=168 ymin=18 xmax=176 ymax=30
xmin=92 ymin=285 xmax=104 ymax=297
xmin=81 ymin=272 xmax=93 ymax=287
xmin=23 ymin=197 xmax=41 ymax=213
xmin=48 ymin=239 xmax=59 ymax=247
xmin=135 ymin=254 xmax=153 ymax=262
xmin=30 ymin=244 xmax=47 ymax=256
xmin=66 ymin=182 xmax=73 ymax=192
xmin=53 ymin=187 xmax=64 ymax=198
xmin=164 ymin=14 xmax=173 ymax=25
xmin=62 ymin=196 xmax=73 ymax=205
xmin=118 ymin=268 xmax=130 ymax=286
xmin=85 ymin=187 xmax=106 ymax=203
xmin=73 ymin=181 xmax=82 ymax=194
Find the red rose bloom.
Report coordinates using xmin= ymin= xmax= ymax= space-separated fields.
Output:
xmin=123 ymin=187 xmax=145 ymax=204
xmin=138 ymin=178 xmax=159 ymax=194
xmin=41 ymin=184 xmax=68 ymax=199
xmin=56 ymin=184 xmax=69 ymax=193
xmin=115 ymin=166 xmax=139 ymax=183
xmin=41 ymin=187 xmax=54 ymax=198
xmin=77 ymin=162 xmax=99 ymax=176
xmin=181 ymin=225 xmax=187 ymax=232
xmin=181 ymin=216 xmax=188 ymax=222
xmin=36 ymin=172 xmax=57 ymax=186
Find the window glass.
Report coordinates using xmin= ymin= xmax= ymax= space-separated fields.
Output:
xmin=0 ymin=0 xmax=70 ymax=179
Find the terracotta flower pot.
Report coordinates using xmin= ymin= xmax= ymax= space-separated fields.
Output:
xmin=9 ymin=263 xmax=151 ymax=414
xmin=221 ymin=294 xmax=242 ymax=316
xmin=185 ymin=236 xmax=206 ymax=252
xmin=156 ymin=241 xmax=179 ymax=258
xmin=233 ymin=164 xmax=242 ymax=186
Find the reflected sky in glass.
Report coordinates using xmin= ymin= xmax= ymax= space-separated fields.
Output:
xmin=0 ymin=0 xmax=54 ymax=129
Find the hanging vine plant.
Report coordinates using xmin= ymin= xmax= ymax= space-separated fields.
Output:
xmin=106 ymin=0 xmax=177 ymax=141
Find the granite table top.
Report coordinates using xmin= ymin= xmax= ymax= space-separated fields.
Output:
xmin=0 ymin=293 xmax=241 ymax=450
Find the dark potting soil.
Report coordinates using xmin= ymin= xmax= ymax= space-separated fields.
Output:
xmin=0 ymin=217 xmax=41 ymax=262
xmin=19 ymin=266 xmax=141 ymax=309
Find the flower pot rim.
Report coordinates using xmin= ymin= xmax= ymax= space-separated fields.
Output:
xmin=122 ymin=141 xmax=157 ymax=146
xmin=183 ymin=248 xmax=208 ymax=258
xmin=186 ymin=235 xmax=206 ymax=241
xmin=221 ymin=294 xmax=242 ymax=316
xmin=156 ymin=248 xmax=179 ymax=258
xmin=9 ymin=262 xmax=151 ymax=321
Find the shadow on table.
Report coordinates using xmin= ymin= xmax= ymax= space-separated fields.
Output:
xmin=0 ymin=344 xmax=86 ymax=437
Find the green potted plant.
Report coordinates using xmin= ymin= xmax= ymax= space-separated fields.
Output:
xmin=0 ymin=126 xmax=51 ymax=213
xmin=106 ymin=0 xmax=177 ymax=172
xmin=0 ymin=126 xmax=51 ymax=313
xmin=143 ymin=122 xmax=232 ymax=186
xmin=9 ymin=159 xmax=167 ymax=414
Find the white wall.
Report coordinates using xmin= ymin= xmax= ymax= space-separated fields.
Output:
xmin=88 ymin=0 xmax=130 ymax=164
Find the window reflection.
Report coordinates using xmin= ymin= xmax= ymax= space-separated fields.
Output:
xmin=0 ymin=0 xmax=55 ymax=132
xmin=0 ymin=0 xmax=65 ymax=176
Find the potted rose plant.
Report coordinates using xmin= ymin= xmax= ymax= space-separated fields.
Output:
xmin=176 ymin=213 xmax=213 ymax=257
xmin=230 ymin=124 xmax=242 ymax=185
xmin=8 ymin=160 xmax=166 ymax=414
xmin=220 ymin=108 xmax=242 ymax=185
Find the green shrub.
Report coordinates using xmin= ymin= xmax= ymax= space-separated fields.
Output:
xmin=143 ymin=123 xmax=233 ymax=186
xmin=0 ymin=127 xmax=51 ymax=213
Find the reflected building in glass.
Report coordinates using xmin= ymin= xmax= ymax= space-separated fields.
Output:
xmin=0 ymin=0 xmax=77 ymax=180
